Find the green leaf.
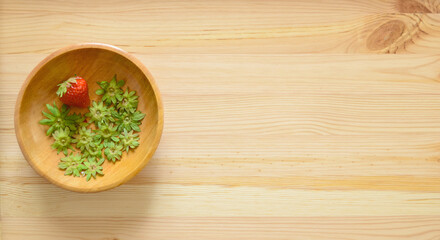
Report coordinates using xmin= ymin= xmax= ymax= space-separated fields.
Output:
xmin=58 ymin=162 xmax=68 ymax=169
xmin=65 ymin=168 xmax=73 ymax=175
xmin=86 ymin=173 xmax=91 ymax=181
xmin=46 ymin=103 xmax=60 ymax=117
xmin=98 ymin=81 xmax=109 ymax=89
xmin=78 ymin=164 xmax=87 ymax=170
xmin=56 ymin=85 xmax=67 ymax=97
xmin=61 ymin=104 xmax=69 ymax=114
xmin=111 ymin=111 xmax=120 ymax=118
xmin=96 ymin=89 xmax=104 ymax=95
xmin=42 ymin=111 xmax=55 ymax=120
xmin=131 ymin=123 xmax=140 ymax=132
xmin=132 ymin=112 xmax=145 ymax=121
xmin=117 ymin=80 xmax=125 ymax=87
xmin=57 ymin=77 xmax=76 ymax=97
xmin=67 ymin=125 xmax=77 ymax=132
xmin=103 ymin=97 xmax=111 ymax=105
xmin=111 ymin=136 xmax=119 ymax=142
xmin=39 ymin=119 xmax=52 ymax=125
xmin=47 ymin=125 xmax=56 ymax=136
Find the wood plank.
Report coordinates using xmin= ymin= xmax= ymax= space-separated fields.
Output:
xmin=2 ymin=182 xmax=440 ymax=218
xmin=2 ymin=0 xmax=439 ymax=13
xmin=1 ymin=1 xmax=440 ymax=54
xmin=2 ymin=216 xmax=440 ymax=240
xmin=2 ymin=0 xmax=440 ymax=239
xmin=1 ymin=54 xmax=439 ymax=222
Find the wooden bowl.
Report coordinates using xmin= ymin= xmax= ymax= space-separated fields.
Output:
xmin=14 ymin=43 xmax=164 ymax=192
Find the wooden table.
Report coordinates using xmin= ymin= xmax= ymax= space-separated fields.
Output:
xmin=1 ymin=0 xmax=440 ymax=239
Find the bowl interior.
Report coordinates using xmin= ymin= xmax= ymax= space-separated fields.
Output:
xmin=15 ymin=45 xmax=163 ymax=192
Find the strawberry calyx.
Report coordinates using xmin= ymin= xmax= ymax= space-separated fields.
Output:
xmin=119 ymin=129 xmax=140 ymax=152
xmin=56 ymin=77 xmax=78 ymax=98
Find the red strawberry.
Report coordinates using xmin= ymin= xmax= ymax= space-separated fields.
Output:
xmin=56 ymin=76 xmax=90 ymax=108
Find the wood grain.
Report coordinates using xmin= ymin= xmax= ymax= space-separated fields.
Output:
xmin=1 ymin=0 xmax=440 ymax=239
xmin=2 ymin=217 xmax=440 ymax=240
xmin=2 ymin=53 xmax=440 ymax=238
xmin=1 ymin=0 xmax=440 ymax=54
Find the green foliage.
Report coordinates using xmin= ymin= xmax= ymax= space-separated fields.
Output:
xmin=104 ymin=142 xmax=123 ymax=162
xmin=83 ymin=143 xmax=104 ymax=159
xmin=96 ymin=75 xmax=124 ymax=105
xmin=72 ymin=127 xmax=99 ymax=152
xmin=39 ymin=102 xmax=83 ymax=136
xmin=84 ymin=157 xmax=104 ymax=181
xmin=85 ymin=101 xmax=115 ymax=126
xmin=119 ymin=129 xmax=140 ymax=152
xmin=58 ymin=153 xmax=87 ymax=177
xmin=113 ymin=110 xmax=145 ymax=132
xmin=116 ymin=89 xmax=138 ymax=113
xmin=94 ymin=123 xmax=119 ymax=147
xmin=42 ymin=75 xmax=145 ymax=181
xmin=51 ymin=127 xmax=74 ymax=155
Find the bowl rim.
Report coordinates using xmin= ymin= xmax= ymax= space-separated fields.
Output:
xmin=14 ymin=43 xmax=164 ymax=193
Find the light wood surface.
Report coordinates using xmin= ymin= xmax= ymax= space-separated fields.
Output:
xmin=1 ymin=0 xmax=440 ymax=239
xmin=14 ymin=43 xmax=164 ymax=192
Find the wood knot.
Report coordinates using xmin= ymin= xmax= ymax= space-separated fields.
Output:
xmin=396 ymin=0 xmax=432 ymax=13
xmin=366 ymin=20 xmax=406 ymax=51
